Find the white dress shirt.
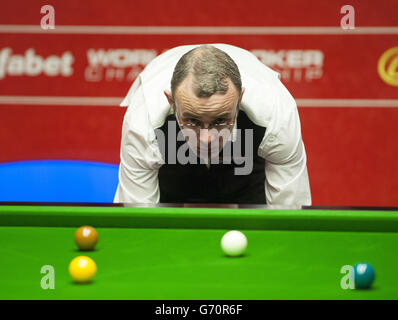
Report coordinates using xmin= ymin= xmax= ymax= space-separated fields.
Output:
xmin=114 ymin=43 xmax=312 ymax=205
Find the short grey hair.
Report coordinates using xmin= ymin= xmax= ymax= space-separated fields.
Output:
xmin=171 ymin=45 xmax=242 ymax=99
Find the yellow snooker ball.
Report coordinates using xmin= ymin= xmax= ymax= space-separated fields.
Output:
xmin=69 ymin=256 xmax=97 ymax=283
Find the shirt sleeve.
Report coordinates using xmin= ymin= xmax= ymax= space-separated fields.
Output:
xmin=258 ymin=84 xmax=312 ymax=206
xmin=113 ymin=77 xmax=164 ymax=204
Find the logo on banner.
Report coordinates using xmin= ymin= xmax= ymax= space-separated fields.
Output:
xmin=251 ymin=49 xmax=324 ymax=83
xmin=85 ymin=49 xmax=157 ymax=82
xmin=0 ymin=48 xmax=74 ymax=79
xmin=378 ymin=47 xmax=398 ymax=87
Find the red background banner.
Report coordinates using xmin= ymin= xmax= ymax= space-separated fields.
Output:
xmin=1 ymin=0 xmax=397 ymax=206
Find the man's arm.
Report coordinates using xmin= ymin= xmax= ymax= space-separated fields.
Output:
xmin=263 ymin=137 xmax=311 ymax=206
xmin=114 ymin=78 xmax=163 ymax=203
xmin=258 ymin=88 xmax=312 ymax=206
xmin=113 ymin=125 xmax=160 ymax=203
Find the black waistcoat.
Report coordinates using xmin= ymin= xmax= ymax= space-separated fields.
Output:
xmin=157 ymin=110 xmax=266 ymax=204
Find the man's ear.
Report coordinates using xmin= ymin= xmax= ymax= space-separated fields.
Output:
xmin=237 ymin=87 xmax=245 ymax=109
xmin=164 ymin=90 xmax=175 ymax=112
xmin=239 ymin=87 xmax=245 ymax=105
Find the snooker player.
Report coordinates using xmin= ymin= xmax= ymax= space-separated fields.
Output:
xmin=114 ymin=44 xmax=311 ymax=205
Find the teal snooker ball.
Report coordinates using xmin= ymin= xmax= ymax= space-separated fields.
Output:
xmin=353 ymin=263 xmax=375 ymax=289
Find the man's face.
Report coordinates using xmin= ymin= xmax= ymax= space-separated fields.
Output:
xmin=165 ymin=75 xmax=244 ymax=160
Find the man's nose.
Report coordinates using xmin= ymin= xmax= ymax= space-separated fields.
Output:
xmin=199 ymin=128 xmax=217 ymax=145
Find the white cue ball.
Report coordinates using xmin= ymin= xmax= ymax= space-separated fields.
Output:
xmin=221 ymin=230 xmax=248 ymax=257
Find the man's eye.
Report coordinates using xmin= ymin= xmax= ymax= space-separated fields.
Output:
xmin=214 ymin=118 xmax=227 ymax=125
xmin=187 ymin=119 xmax=201 ymax=125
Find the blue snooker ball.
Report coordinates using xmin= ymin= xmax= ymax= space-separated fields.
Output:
xmin=353 ymin=263 xmax=375 ymax=289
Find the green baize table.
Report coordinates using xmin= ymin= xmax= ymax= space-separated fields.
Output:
xmin=0 ymin=203 xmax=397 ymax=299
